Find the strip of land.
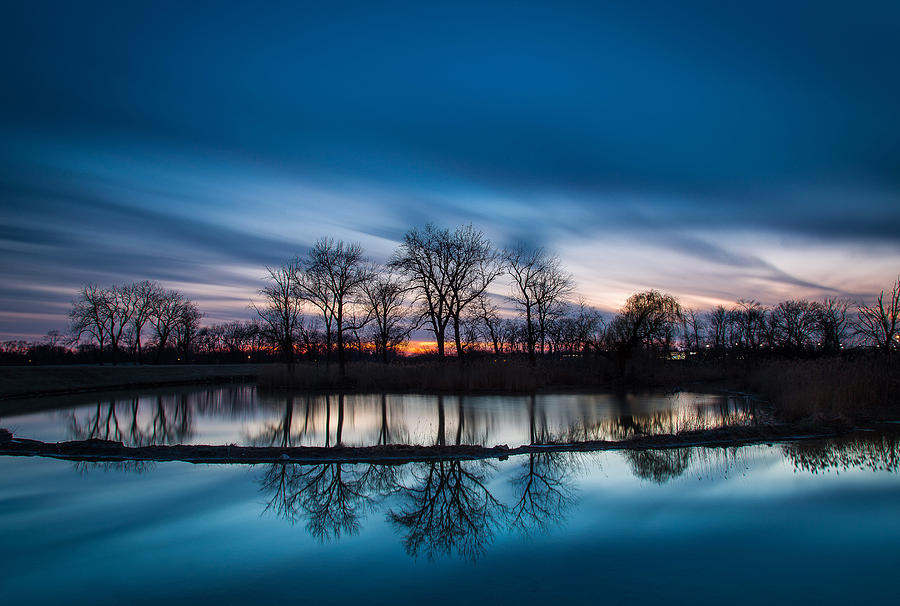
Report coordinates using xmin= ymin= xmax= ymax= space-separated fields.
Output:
xmin=0 ymin=364 xmax=264 ymax=400
xmin=2 ymin=423 xmax=882 ymax=465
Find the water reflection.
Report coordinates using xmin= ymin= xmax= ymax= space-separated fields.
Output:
xmin=5 ymin=387 xmax=761 ymax=448
xmin=624 ymin=449 xmax=693 ymax=484
xmin=69 ymin=395 xmax=194 ymax=445
xmin=260 ymin=462 xmax=382 ymax=541
xmin=509 ymin=453 xmax=578 ymax=533
xmin=253 ymin=447 xmax=743 ymax=560
xmin=258 ymin=456 xmax=572 ymax=561
xmin=391 ymin=459 xmax=504 ymax=560
xmin=251 ymin=433 xmax=900 ymax=561
xmin=784 ymin=432 xmax=900 ymax=474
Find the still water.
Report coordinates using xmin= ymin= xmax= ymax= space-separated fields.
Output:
xmin=0 ymin=385 xmax=758 ymax=448
xmin=1 ymin=388 xmax=898 ymax=604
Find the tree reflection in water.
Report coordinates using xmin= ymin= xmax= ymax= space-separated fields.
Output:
xmin=624 ymin=449 xmax=694 ymax=484
xmin=60 ymin=388 xmax=759 ymax=451
xmin=258 ymin=452 xmax=580 ymax=560
xmin=784 ymin=432 xmax=900 ymax=474
xmin=509 ymin=453 xmax=578 ymax=533
xmin=260 ymin=462 xmax=379 ymax=541
xmin=68 ymin=395 xmax=194 ymax=446
xmin=51 ymin=386 xmax=899 ymax=558
xmin=389 ymin=459 xmax=504 ymax=561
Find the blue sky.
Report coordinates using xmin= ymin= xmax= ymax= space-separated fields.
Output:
xmin=2 ymin=1 xmax=899 ymax=338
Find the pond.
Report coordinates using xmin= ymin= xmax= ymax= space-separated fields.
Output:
xmin=0 ymin=385 xmax=758 ymax=448
xmin=1 ymin=388 xmax=898 ymax=604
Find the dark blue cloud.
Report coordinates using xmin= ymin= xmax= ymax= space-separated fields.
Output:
xmin=1 ymin=1 xmax=899 ymax=336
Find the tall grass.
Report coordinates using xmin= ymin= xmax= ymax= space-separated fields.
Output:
xmin=257 ymin=358 xmax=611 ymax=393
xmin=744 ymin=357 xmax=900 ymax=422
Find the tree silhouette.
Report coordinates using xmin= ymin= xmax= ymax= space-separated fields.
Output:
xmin=296 ymin=238 xmax=373 ymax=375
xmin=392 ymin=223 xmax=501 ymax=361
xmin=624 ymin=448 xmax=693 ymax=484
xmin=388 ymin=459 xmax=504 ymax=561
xmin=509 ymin=452 xmax=577 ymax=533
xmin=855 ymin=276 xmax=900 ymax=355
xmin=260 ymin=462 xmax=376 ymax=541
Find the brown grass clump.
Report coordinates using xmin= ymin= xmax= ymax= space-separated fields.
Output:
xmin=745 ymin=357 xmax=900 ymax=423
xmin=256 ymin=358 xmax=609 ymax=393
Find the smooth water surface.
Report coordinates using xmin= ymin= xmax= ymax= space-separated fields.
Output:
xmin=0 ymin=386 xmax=757 ymax=448
xmin=2 ymin=388 xmax=897 ymax=604
xmin=1 ymin=435 xmax=899 ymax=605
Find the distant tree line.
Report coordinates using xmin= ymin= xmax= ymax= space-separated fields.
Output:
xmin=251 ymin=223 xmax=900 ymax=372
xmin=4 ymin=223 xmax=898 ymax=366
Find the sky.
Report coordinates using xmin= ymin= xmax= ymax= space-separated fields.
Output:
xmin=2 ymin=0 xmax=899 ymax=339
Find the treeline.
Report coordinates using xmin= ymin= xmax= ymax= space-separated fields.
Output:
xmin=7 ymin=223 xmax=899 ymax=367
xmin=2 ymin=281 xmax=274 ymax=365
xmin=252 ymin=223 xmax=900 ymax=372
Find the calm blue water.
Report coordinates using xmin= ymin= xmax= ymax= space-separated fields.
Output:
xmin=1 ymin=388 xmax=898 ymax=604
xmin=1 ymin=439 xmax=899 ymax=604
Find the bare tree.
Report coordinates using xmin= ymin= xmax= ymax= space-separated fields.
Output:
xmin=296 ymin=238 xmax=372 ymax=375
xmin=681 ymin=307 xmax=703 ymax=352
xmin=70 ymin=282 xmax=198 ymax=365
xmin=126 ymin=280 xmax=160 ymax=364
xmin=856 ymin=276 xmax=900 ymax=355
xmin=173 ymin=301 xmax=202 ymax=363
xmin=69 ymin=284 xmax=109 ymax=363
xmin=392 ymin=224 xmax=501 ymax=361
xmin=569 ymin=300 xmax=604 ymax=355
xmin=819 ymin=297 xmax=851 ymax=353
xmin=293 ymin=257 xmax=336 ymax=361
xmin=67 ymin=283 xmax=135 ymax=364
xmin=733 ymin=299 xmax=767 ymax=350
xmin=150 ymin=288 xmax=190 ymax=363
xmin=361 ymin=268 xmax=418 ymax=362
xmin=533 ymin=257 xmax=574 ymax=355
xmin=391 ymin=225 xmax=453 ymax=359
xmin=771 ymin=299 xmax=821 ymax=351
xmin=469 ymin=294 xmax=504 ymax=355
xmin=706 ymin=305 xmax=729 ymax=350
xmin=445 ymin=225 xmax=503 ymax=360
xmin=254 ymin=262 xmax=304 ymax=365
xmin=98 ymin=284 xmax=136 ymax=365
xmin=505 ymin=245 xmax=573 ymax=364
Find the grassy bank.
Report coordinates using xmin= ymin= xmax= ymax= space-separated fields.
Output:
xmin=256 ymin=359 xmax=612 ymax=393
xmin=742 ymin=357 xmax=900 ymax=422
xmin=0 ymin=364 xmax=264 ymax=400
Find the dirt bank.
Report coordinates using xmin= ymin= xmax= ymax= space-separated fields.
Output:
xmin=2 ymin=423 xmax=885 ymax=466
xmin=0 ymin=364 xmax=264 ymax=400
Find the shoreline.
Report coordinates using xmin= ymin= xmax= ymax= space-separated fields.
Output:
xmin=0 ymin=362 xmax=726 ymax=402
xmin=0 ymin=364 xmax=264 ymax=401
xmin=3 ymin=423 xmax=892 ymax=466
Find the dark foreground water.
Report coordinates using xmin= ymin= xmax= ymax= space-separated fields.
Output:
xmin=1 ymin=389 xmax=899 ymax=604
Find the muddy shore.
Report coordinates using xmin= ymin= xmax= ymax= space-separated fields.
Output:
xmin=3 ymin=423 xmax=889 ymax=466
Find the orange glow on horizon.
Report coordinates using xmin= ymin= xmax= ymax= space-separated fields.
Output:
xmin=403 ymin=340 xmax=440 ymax=355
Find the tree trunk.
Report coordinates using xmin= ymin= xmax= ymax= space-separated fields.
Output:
xmin=453 ymin=314 xmax=464 ymax=363
xmin=526 ymin=306 xmax=536 ymax=366
xmin=435 ymin=325 xmax=446 ymax=359
xmin=336 ymin=394 xmax=344 ymax=446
